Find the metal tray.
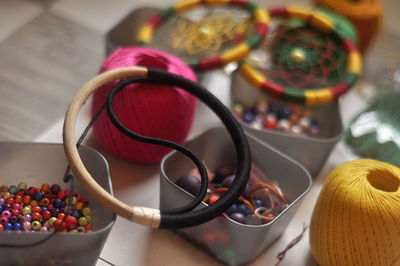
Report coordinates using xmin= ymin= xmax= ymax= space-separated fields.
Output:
xmin=160 ymin=127 xmax=312 ymax=265
xmin=0 ymin=142 xmax=116 ymax=266
xmin=231 ymin=71 xmax=343 ymax=176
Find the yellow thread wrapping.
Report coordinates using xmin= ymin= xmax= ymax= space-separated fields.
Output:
xmin=221 ymin=43 xmax=249 ymax=64
xmin=254 ymin=8 xmax=270 ymax=24
xmin=203 ymin=0 xmax=230 ymax=5
xmin=348 ymin=52 xmax=362 ymax=74
xmin=137 ymin=25 xmax=154 ymax=43
xmin=310 ymin=159 xmax=400 ymax=265
xmin=305 ymin=89 xmax=333 ymax=106
xmin=310 ymin=14 xmax=335 ymax=33
xmin=287 ymin=7 xmax=310 ymax=21
xmin=240 ymin=64 xmax=266 ymax=88
xmin=174 ymin=0 xmax=201 ymax=13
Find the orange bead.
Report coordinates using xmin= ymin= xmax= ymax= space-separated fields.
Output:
xmin=41 ymin=183 xmax=50 ymax=192
xmin=57 ymin=190 xmax=65 ymax=200
xmin=32 ymin=205 xmax=42 ymax=214
xmin=23 ymin=195 xmax=31 ymax=205
xmin=85 ymin=224 xmax=92 ymax=231
xmin=209 ymin=195 xmax=219 ymax=204
xmin=30 ymin=200 xmax=38 ymax=207
xmin=15 ymin=195 xmax=23 ymax=204
xmin=0 ymin=224 xmax=4 ymax=231
xmin=57 ymin=213 xmax=65 ymax=220
xmin=32 ymin=212 xmax=42 ymax=221
xmin=40 ymin=198 xmax=50 ymax=207
xmin=5 ymin=198 xmax=14 ymax=205
xmin=75 ymin=202 xmax=83 ymax=211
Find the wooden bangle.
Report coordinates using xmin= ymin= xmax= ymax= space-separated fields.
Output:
xmin=63 ymin=66 xmax=251 ymax=228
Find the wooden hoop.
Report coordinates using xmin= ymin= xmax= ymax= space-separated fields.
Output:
xmin=63 ymin=66 xmax=161 ymax=228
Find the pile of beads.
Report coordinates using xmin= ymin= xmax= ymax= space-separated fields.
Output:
xmin=233 ymin=99 xmax=320 ymax=137
xmin=175 ymin=163 xmax=287 ymax=225
xmin=0 ymin=183 xmax=92 ymax=233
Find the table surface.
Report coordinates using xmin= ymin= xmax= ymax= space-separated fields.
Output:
xmin=35 ymin=70 xmax=368 ymax=266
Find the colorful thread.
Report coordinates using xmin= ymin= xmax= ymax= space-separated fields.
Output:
xmin=91 ymin=47 xmax=197 ymax=163
xmin=310 ymin=159 xmax=400 ymax=265
xmin=136 ymin=0 xmax=269 ymax=71
xmin=239 ymin=6 xmax=361 ymax=106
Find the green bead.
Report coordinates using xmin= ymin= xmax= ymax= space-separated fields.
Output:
xmin=8 ymin=186 xmax=17 ymax=194
xmin=82 ymin=207 xmax=91 ymax=216
xmin=79 ymin=217 xmax=88 ymax=226
xmin=49 ymin=217 xmax=57 ymax=226
xmin=32 ymin=221 xmax=41 ymax=231
xmin=22 ymin=206 xmax=32 ymax=215
xmin=18 ymin=182 xmax=27 ymax=191
xmin=70 ymin=229 xmax=78 ymax=233
xmin=84 ymin=215 xmax=91 ymax=224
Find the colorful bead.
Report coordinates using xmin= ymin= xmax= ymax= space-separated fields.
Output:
xmin=22 ymin=221 xmax=31 ymax=231
xmin=50 ymin=184 xmax=61 ymax=195
xmin=31 ymin=212 xmax=42 ymax=222
xmin=52 ymin=219 xmax=66 ymax=232
xmin=18 ymin=182 xmax=27 ymax=191
xmin=0 ymin=224 xmax=4 ymax=231
xmin=0 ymin=217 xmax=9 ymax=224
xmin=75 ymin=202 xmax=83 ymax=211
xmin=8 ymin=185 xmax=18 ymax=194
xmin=2 ymin=191 xmax=11 ymax=199
xmin=4 ymin=223 xmax=13 ymax=231
xmin=77 ymin=226 xmax=86 ymax=233
xmin=66 ymin=216 xmax=78 ymax=230
xmin=41 ymin=183 xmax=50 ymax=192
xmin=1 ymin=185 xmax=8 ymax=192
xmin=13 ymin=223 xmax=22 ymax=231
xmin=33 ymin=191 xmax=43 ymax=201
xmin=48 ymin=217 xmax=57 ymax=226
xmin=22 ymin=206 xmax=32 ymax=215
xmin=2 ymin=210 xmax=11 ymax=218
xmin=31 ymin=221 xmax=41 ymax=231
xmin=22 ymin=214 xmax=32 ymax=222
xmin=82 ymin=208 xmax=91 ymax=216
xmin=42 ymin=210 xmax=52 ymax=220
xmin=78 ymin=217 xmax=88 ymax=226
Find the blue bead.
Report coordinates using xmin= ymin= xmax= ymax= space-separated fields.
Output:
xmin=13 ymin=223 xmax=22 ymax=231
xmin=0 ymin=205 xmax=3 ymax=213
xmin=53 ymin=198 xmax=63 ymax=208
xmin=254 ymin=199 xmax=264 ymax=208
xmin=243 ymin=112 xmax=254 ymax=123
xmin=71 ymin=210 xmax=81 ymax=220
xmin=225 ymin=204 xmax=238 ymax=215
xmin=4 ymin=223 xmax=13 ymax=231
xmin=9 ymin=216 xmax=18 ymax=224
xmin=33 ymin=191 xmax=43 ymax=201
xmin=41 ymin=207 xmax=47 ymax=213
xmin=238 ymin=204 xmax=251 ymax=216
xmin=279 ymin=107 xmax=292 ymax=119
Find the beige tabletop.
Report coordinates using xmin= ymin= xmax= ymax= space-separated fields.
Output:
xmin=35 ymin=70 xmax=368 ymax=266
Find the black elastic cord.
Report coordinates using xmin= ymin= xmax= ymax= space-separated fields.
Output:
xmin=107 ymin=68 xmax=251 ymax=228
xmin=106 ymin=78 xmax=209 ymax=215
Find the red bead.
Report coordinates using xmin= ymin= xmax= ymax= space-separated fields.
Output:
xmin=12 ymin=210 xmax=21 ymax=217
xmin=57 ymin=190 xmax=65 ymax=200
xmin=15 ymin=195 xmax=23 ymax=204
xmin=53 ymin=219 xmax=66 ymax=232
xmin=74 ymin=193 xmax=82 ymax=201
xmin=262 ymin=212 xmax=276 ymax=224
xmin=43 ymin=191 xmax=53 ymax=199
xmin=32 ymin=206 xmax=42 ymax=214
xmin=23 ymin=195 xmax=31 ymax=205
xmin=65 ymin=189 xmax=70 ymax=198
xmin=0 ymin=224 xmax=3 ymax=231
xmin=16 ymin=191 xmax=24 ymax=197
xmin=209 ymin=195 xmax=219 ymax=205
xmin=85 ymin=224 xmax=92 ymax=231
xmin=41 ymin=183 xmax=50 ymax=192
xmin=32 ymin=212 xmax=42 ymax=221
xmin=42 ymin=210 xmax=52 ymax=220
xmin=6 ymin=198 xmax=15 ymax=205
xmin=57 ymin=213 xmax=65 ymax=220
xmin=28 ymin=187 xmax=37 ymax=196
xmin=264 ymin=116 xmax=277 ymax=130
xmin=65 ymin=216 xmax=78 ymax=230
xmin=81 ymin=199 xmax=89 ymax=207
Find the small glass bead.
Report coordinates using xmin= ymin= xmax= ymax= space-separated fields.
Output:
xmin=33 ymin=192 xmax=43 ymax=201
xmin=78 ymin=217 xmax=88 ymax=226
xmin=22 ymin=214 xmax=32 ymax=222
xmin=8 ymin=186 xmax=18 ymax=194
xmin=77 ymin=226 xmax=86 ymax=233
xmin=0 ymin=198 xmax=4 ymax=205
xmin=65 ymin=216 xmax=78 ymax=229
xmin=48 ymin=217 xmax=57 ymax=226
xmin=22 ymin=221 xmax=31 ymax=231
xmin=4 ymin=223 xmax=13 ymax=231
xmin=75 ymin=202 xmax=84 ymax=211
xmin=13 ymin=223 xmax=22 ymax=230
xmin=0 ymin=217 xmax=9 ymax=225
xmin=84 ymin=215 xmax=91 ymax=224
xmin=31 ymin=221 xmax=41 ymax=231
xmin=17 ymin=182 xmax=27 ymax=191
xmin=2 ymin=210 xmax=11 ymax=218
xmin=40 ymin=226 xmax=48 ymax=232
xmin=82 ymin=208 xmax=91 ymax=216
xmin=0 ymin=185 xmax=8 ymax=192
xmin=41 ymin=183 xmax=50 ymax=192
xmin=22 ymin=206 xmax=32 ymax=215
xmin=2 ymin=191 xmax=11 ymax=199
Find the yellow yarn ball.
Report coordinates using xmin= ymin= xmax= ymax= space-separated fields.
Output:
xmin=310 ymin=159 xmax=400 ymax=265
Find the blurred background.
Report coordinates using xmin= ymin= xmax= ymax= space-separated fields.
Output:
xmin=0 ymin=0 xmax=398 ymax=141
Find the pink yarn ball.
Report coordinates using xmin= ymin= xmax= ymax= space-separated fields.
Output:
xmin=92 ymin=47 xmax=198 ymax=163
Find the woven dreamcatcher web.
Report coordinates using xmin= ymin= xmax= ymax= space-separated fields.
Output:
xmin=250 ymin=19 xmax=347 ymax=90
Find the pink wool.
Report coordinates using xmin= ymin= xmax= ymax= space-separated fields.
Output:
xmin=92 ymin=47 xmax=197 ymax=163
